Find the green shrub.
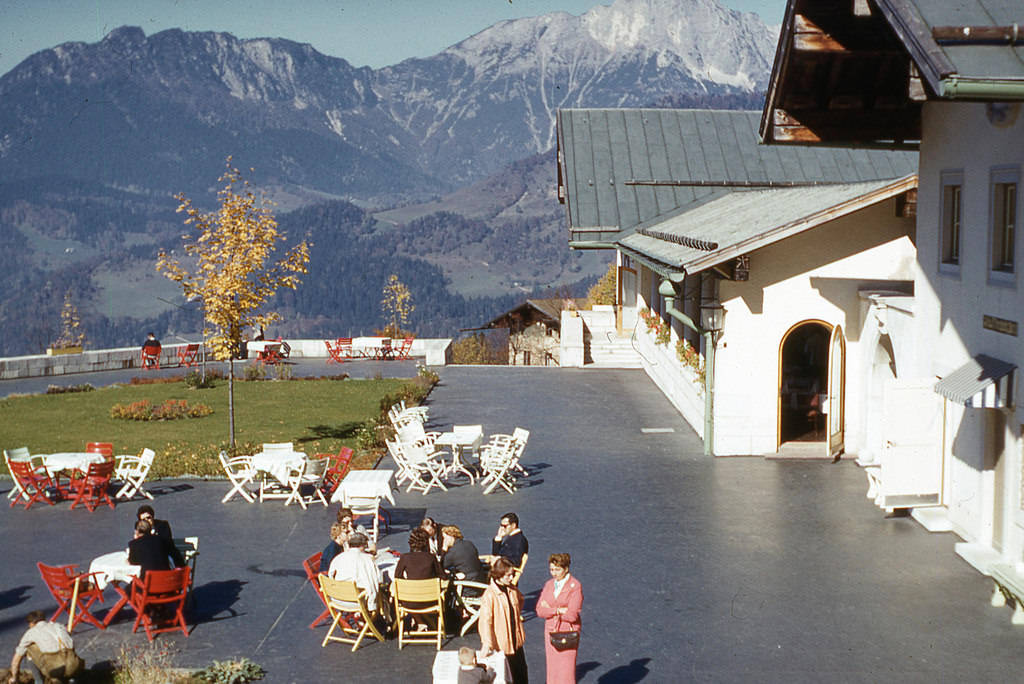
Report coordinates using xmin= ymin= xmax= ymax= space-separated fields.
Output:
xmin=243 ymin=363 xmax=267 ymax=381
xmin=110 ymin=399 xmax=214 ymax=421
xmin=45 ymin=383 xmax=94 ymax=394
xmin=184 ymin=370 xmax=220 ymax=389
xmin=194 ymin=658 xmax=264 ymax=683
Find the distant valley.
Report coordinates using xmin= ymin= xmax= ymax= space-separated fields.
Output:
xmin=0 ymin=0 xmax=776 ymax=355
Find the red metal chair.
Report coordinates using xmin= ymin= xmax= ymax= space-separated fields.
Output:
xmin=321 ymin=447 xmax=354 ymax=498
xmin=303 ymin=551 xmax=331 ymax=629
xmin=141 ymin=344 xmax=161 ymax=370
xmin=8 ymin=460 xmax=58 ymax=509
xmin=129 ymin=567 xmax=190 ymax=640
xmin=36 ymin=562 xmax=106 ymax=632
xmin=69 ymin=460 xmax=116 ymax=511
xmin=177 ymin=343 xmax=200 ymax=367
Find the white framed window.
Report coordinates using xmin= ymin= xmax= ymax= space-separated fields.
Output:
xmin=940 ymin=171 xmax=962 ymax=272
xmin=990 ymin=167 xmax=1019 ymax=280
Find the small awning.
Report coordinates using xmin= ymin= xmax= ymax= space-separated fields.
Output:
xmin=934 ymin=354 xmax=1016 ymax=408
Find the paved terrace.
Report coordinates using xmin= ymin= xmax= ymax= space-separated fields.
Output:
xmin=2 ymin=366 xmax=1023 ymax=682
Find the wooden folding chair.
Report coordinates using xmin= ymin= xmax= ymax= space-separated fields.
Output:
xmin=177 ymin=343 xmax=200 ymax=367
xmin=285 ymin=457 xmax=330 ymax=509
xmin=7 ymin=458 xmax=57 ymax=509
xmin=452 ymin=579 xmax=490 ymax=636
xmin=219 ymin=451 xmax=255 ymax=503
xmin=114 ymin=448 xmax=155 ymax=500
xmin=257 ymin=343 xmax=284 ymax=365
xmin=129 ymin=567 xmax=190 ymax=641
xmin=325 ymin=338 xmax=350 ymax=364
xmin=303 ymin=552 xmax=331 ymax=629
xmin=392 ymin=577 xmax=446 ymax=649
xmin=36 ymin=562 xmax=106 ymax=632
xmin=318 ymin=576 xmax=387 ymax=651
xmin=322 ymin=447 xmax=354 ymax=499
xmin=141 ymin=344 xmax=161 ymax=369
xmin=69 ymin=460 xmax=115 ymax=511
xmin=395 ymin=337 xmax=414 ymax=360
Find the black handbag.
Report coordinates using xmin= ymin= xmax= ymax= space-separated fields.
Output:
xmin=549 ymin=617 xmax=579 ymax=652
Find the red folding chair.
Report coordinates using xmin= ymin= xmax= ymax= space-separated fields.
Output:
xmin=325 ymin=339 xmax=349 ymax=364
xmin=86 ymin=442 xmax=114 ymax=459
xmin=37 ymin=562 xmax=106 ymax=632
xmin=321 ymin=447 xmax=354 ymax=498
xmin=258 ymin=343 xmax=284 ymax=365
xmin=177 ymin=343 xmax=200 ymax=367
xmin=69 ymin=460 xmax=115 ymax=511
xmin=141 ymin=344 xmax=161 ymax=369
xmin=395 ymin=337 xmax=414 ymax=360
xmin=129 ymin=567 xmax=190 ymax=640
xmin=303 ymin=551 xmax=331 ymax=629
xmin=8 ymin=460 xmax=58 ymax=509
xmin=376 ymin=338 xmax=394 ymax=360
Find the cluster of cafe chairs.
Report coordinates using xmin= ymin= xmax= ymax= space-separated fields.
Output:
xmin=5 ymin=444 xmax=156 ymax=510
xmin=325 ymin=336 xmax=414 ymax=363
xmin=386 ymin=402 xmax=530 ymax=496
xmin=35 ymin=536 xmax=199 ymax=641
xmin=304 ymin=551 xmax=469 ymax=652
xmin=219 ymin=445 xmax=353 ymax=508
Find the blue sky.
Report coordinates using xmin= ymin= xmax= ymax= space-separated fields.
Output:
xmin=0 ymin=0 xmax=786 ymax=77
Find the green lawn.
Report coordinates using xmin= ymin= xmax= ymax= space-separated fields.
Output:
xmin=0 ymin=377 xmax=409 ymax=477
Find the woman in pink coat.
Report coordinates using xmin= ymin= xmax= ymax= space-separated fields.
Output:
xmin=536 ymin=553 xmax=583 ymax=684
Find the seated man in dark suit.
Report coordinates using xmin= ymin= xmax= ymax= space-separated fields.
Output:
xmin=128 ymin=519 xmax=171 ymax=577
xmin=137 ymin=505 xmax=185 ymax=567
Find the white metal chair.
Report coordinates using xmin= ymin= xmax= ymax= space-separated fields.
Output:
xmin=394 ymin=417 xmax=440 ymax=448
xmin=114 ymin=448 xmax=156 ymax=500
xmin=219 ymin=451 xmax=256 ymax=503
xmin=285 ymin=456 xmax=330 ymax=509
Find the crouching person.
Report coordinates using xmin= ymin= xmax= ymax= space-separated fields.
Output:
xmin=6 ymin=610 xmax=83 ymax=683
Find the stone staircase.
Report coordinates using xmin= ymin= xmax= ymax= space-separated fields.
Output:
xmin=585 ymin=322 xmax=643 ymax=368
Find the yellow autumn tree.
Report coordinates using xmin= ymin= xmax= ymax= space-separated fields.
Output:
xmin=380 ymin=274 xmax=414 ymax=338
xmin=156 ymin=159 xmax=310 ymax=447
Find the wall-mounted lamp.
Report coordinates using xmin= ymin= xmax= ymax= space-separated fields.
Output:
xmin=700 ymin=304 xmax=725 ymax=334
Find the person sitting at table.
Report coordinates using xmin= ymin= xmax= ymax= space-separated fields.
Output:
xmin=319 ymin=521 xmax=351 ymax=573
xmin=457 ymin=646 xmax=496 ymax=684
xmin=489 ymin=512 xmax=529 ymax=571
xmin=137 ymin=505 xmax=185 ymax=568
xmin=141 ymin=332 xmax=161 ymax=355
xmin=394 ymin=528 xmax=444 ymax=631
xmin=442 ymin=525 xmax=487 ymax=585
xmin=421 ymin=517 xmax=446 ymax=560
xmin=327 ymin=532 xmax=382 ymax=611
xmin=128 ymin=519 xmax=171 ymax=577
xmin=6 ymin=610 xmax=83 ymax=684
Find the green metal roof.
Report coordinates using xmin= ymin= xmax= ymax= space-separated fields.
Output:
xmin=617 ymin=175 xmax=917 ymax=274
xmin=558 ymin=108 xmax=918 ymax=239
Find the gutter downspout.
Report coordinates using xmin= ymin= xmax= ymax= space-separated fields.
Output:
xmin=659 ymin=278 xmax=716 ymax=457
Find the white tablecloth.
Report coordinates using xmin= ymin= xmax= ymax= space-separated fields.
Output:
xmin=331 ymin=469 xmax=395 ymax=504
xmin=89 ymin=550 xmax=140 ymax=590
xmin=250 ymin=450 xmax=306 ymax=484
xmin=40 ymin=452 xmax=107 ymax=476
xmin=432 ymin=650 xmax=509 ymax=684
xmin=435 ymin=426 xmax=483 ymax=453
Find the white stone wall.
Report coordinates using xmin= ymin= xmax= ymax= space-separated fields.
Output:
xmin=916 ymin=100 xmax=1024 ymax=563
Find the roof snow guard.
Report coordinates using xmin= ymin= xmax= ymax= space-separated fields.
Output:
xmin=934 ymin=354 xmax=1016 ymax=408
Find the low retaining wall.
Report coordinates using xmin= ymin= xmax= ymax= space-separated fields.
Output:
xmin=0 ymin=338 xmax=452 ymax=380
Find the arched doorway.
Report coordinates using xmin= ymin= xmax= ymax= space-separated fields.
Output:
xmin=778 ymin=321 xmax=832 ymax=444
